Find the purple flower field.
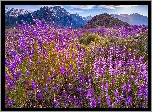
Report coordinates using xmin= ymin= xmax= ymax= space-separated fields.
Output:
xmin=5 ymin=19 xmax=148 ymax=108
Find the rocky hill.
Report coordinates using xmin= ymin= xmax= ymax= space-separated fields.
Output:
xmin=82 ymin=13 xmax=131 ymax=29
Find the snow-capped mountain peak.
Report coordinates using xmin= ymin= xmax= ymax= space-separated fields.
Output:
xmin=5 ymin=7 xmax=30 ymax=17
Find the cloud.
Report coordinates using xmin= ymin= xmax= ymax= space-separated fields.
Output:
xmin=38 ymin=5 xmax=64 ymax=8
xmin=68 ymin=10 xmax=84 ymax=14
xmin=98 ymin=5 xmax=116 ymax=9
xmin=98 ymin=5 xmax=139 ymax=9
xmin=68 ymin=5 xmax=96 ymax=9
xmin=115 ymin=5 xmax=139 ymax=8
xmin=71 ymin=10 xmax=83 ymax=13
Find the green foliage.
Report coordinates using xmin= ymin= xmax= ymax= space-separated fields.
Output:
xmin=85 ymin=34 xmax=96 ymax=44
xmin=79 ymin=34 xmax=101 ymax=45
xmin=79 ymin=37 xmax=86 ymax=44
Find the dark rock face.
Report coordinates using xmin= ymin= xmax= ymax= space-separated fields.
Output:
xmin=82 ymin=13 xmax=131 ymax=29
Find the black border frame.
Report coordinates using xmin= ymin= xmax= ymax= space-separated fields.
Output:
xmin=1 ymin=1 xmax=151 ymax=111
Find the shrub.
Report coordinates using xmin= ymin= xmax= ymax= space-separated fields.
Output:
xmin=79 ymin=37 xmax=86 ymax=44
xmin=79 ymin=34 xmax=101 ymax=45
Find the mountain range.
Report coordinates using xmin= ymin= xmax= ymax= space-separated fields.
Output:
xmin=5 ymin=6 xmax=92 ymax=29
xmin=5 ymin=6 xmax=148 ymax=29
xmin=110 ymin=13 xmax=148 ymax=26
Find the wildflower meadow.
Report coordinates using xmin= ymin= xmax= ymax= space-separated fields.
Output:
xmin=5 ymin=19 xmax=148 ymax=108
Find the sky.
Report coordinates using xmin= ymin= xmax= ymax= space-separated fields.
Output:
xmin=5 ymin=5 xmax=148 ymax=17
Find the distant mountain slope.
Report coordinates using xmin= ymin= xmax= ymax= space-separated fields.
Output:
xmin=5 ymin=8 xmax=33 ymax=28
xmin=82 ymin=13 xmax=131 ymax=29
xmin=110 ymin=13 xmax=148 ymax=26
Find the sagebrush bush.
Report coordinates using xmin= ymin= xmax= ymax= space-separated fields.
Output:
xmin=79 ymin=34 xmax=101 ymax=45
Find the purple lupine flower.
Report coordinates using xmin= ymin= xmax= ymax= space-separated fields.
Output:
xmin=105 ymin=82 xmax=109 ymax=91
xmin=134 ymin=78 xmax=138 ymax=85
xmin=24 ymin=80 xmax=28 ymax=86
xmin=102 ymin=78 xmax=104 ymax=84
xmin=119 ymin=94 xmax=124 ymax=102
xmin=72 ymin=53 xmax=75 ymax=59
xmin=46 ymin=84 xmax=49 ymax=91
xmin=115 ymin=72 xmax=120 ymax=77
xmin=54 ymin=98 xmax=60 ymax=108
xmin=112 ymin=79 xmax=115 ymax=85
xmin=116 ymin=98 xmax=121 ymax=105
xmin=49 ymin=76 xmax=52 ymax=83
xmin=97 ymin=98 xmax=101 ymax=104
xmin=139 ymin=56 xmax=144 ymax=61
xmin=18 ymin=71 xmax=21 ymax=76
xmin=38 ymin=62 xmax=40 ymax=66
xmin=61 ymin=66 xmax=65 ymax=74
xmin=63 ymin=102 xmax=67 ymax=108
xmin=71 ymin=70 xmax=75 ymax=77
xmin=138 ymin=87 xmax=143 ymax=98
xmin=77 ymin=87 xmax=82 ymax=94
xmin=56 ymin=45 xmax=60 ymax=52
xmin=89 ymin=98 xmax=97 ymax=108
xmin=78 ymin=66 xmax=81 ymax=71
xmin=106 ymin=95 xmax=111 ymax=107
xmin=126 ymin=96 xmax=132 ymax=106
xmin=8 ymin=99 xmax=13 ymax=106
xmin=5 ymin=97 xmax=8 ymax=101
xmin=74 ymin=96 xmax=79 ymax=105
xmin=67 ymin=95 xmax=71 ymax=102
xmin=109 ymin=103 xmax=114 ymax=108
xmin=86 ymin=88 xmax=94 ymax=98
xmin=7 ymin=80 xmax=14 ymax=90
xmin=130 ymin=75 xmax=134 ymax=81
xmin=11 ymin=62 xmax=17 ymax=70
xmin=77 ymin=75 xmax=85 ymax=85
xmin=122 ymin=83 xmax=127 ymax=91
xmin=143 ymin=72 xmax=148 ymax=82
xmin=13 ymin=74 xmax=20 ymax=82
xmin=5 ymin=59 xmax=10 ymax=66
xmin=52 ymin=58 xmax=55 ymax=63
xmin=99 ymin=68 xmax=104 ymax=76
xmin=54 ymin=84 xmax=59 ymax=91
xmin=114 ymin=89 xmax=119 ymax=98
xmin=144 ymin=87 xmax=148 ymax=99
xmin=86 ymin=82 xmax=91 ymax=88
xmin=38 ymin=93 xmax=43 ymax=99
xmin=128 ymin=82 xmax=131 ymax=92
xmin=26 ymin=70 xmax=30 ymax=75
xmin=61 ymin=90 xmax=67 ymax=99
xmin=142 ymin=103 xmax=146 ymax=108
xmin=68 ymin=83 xmax=73 ymax=89
xmin=32 ymin=81 xmax=37 ymax=89
xmin=70 ymin=65 xmax=73 ymax=70
xmin=53 ymin=71 xmax=57 ymax=77
xmin=76 ymin=58 xmax=82 ymax=64
xmin=100 ymin=83 xmax=104 ymax=91
xmin=43 ymin=70 xmax=47 ymax=75
xmin=65 ymin=70 xmax=68 ymax=77
xmin=36 ymin=87 xmax=42 ymax=93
